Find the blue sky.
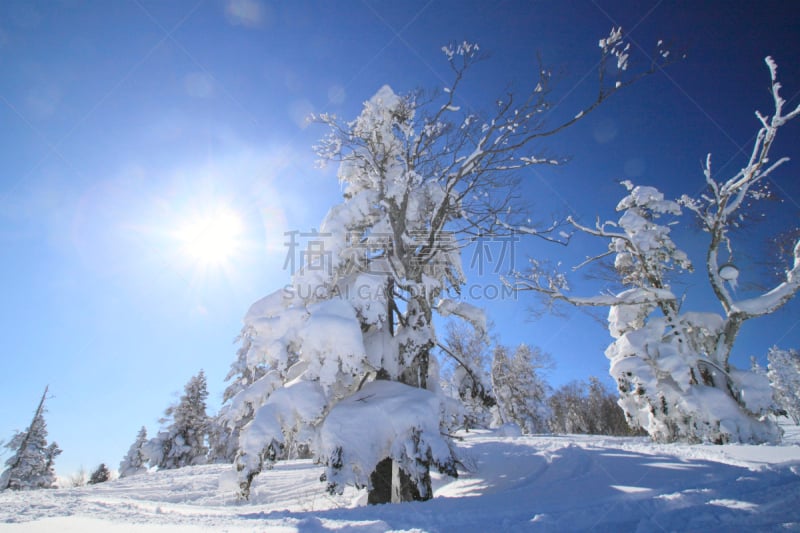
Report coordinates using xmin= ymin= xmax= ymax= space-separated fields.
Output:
xmin=1 ymin=0 xmax=799 ymax=476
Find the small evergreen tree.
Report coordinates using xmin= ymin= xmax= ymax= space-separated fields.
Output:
xmin=119 ymin=426 xmax=148 ymax=478
xmin=88 ymin=463 xmax=110 ymax=485
xmin=211 ymin=328 xmax=267 ymax=464
xmin=0 ymin=386 xmax=62 ymax=491
xmin=145 ymin=371 xmax=210 ymax=470
xmin=491 ymin=344 xmax=551 ymax=434
xmin=767 ymin=347 xmax=800 ymax=424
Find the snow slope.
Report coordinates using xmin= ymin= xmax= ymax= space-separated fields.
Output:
xmin=2 ymin=429 xmax=800 ymax=532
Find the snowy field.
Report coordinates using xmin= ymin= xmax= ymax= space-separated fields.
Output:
xmin=2 ymin=427 xmax=800 ymax=532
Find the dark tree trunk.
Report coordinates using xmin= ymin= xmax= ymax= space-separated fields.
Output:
xmin=393 ymin=460 xmax=431 ymax=503
xmin=368 ymin=457 xmax=393 ymax=504
xmin=367 ymin=457 xmax=432 ymax=504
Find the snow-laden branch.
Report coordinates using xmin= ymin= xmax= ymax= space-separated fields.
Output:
xmin=495 ymin=218 xmax=571 ymax=245
xmin=685 ymin=57 xmax=800 ymax=325
xmin=504 ymin=256 xmax=676 ymax=309
xmin=567 ymin=215 xmax=630 ymax=242
xmin=732 ymin=240 xmax=800 ymax=317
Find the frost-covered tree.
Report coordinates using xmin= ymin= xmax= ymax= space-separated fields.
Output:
xmin=119 ymin=426 xmax=148 ymax=478
xmin=212 ymin=328 xmax=266 ymax=465
xmin=585 ymin=376 xmax=639 ymax=436
xmin=492 ymin=344 xmax=551 ymax=433
xmin=767 ymin=347 xmax=800 ymax=424
xmin=145 ymin=371 xmax=210 ymax=470
xmin=88 ymin=463 xmax=110 ymax=485
xmin=438 ymin=321 xmax=495 ymax=431
xmin=513 ymin=57 xmax=800 ymax=444
xmin=207 ymin=418 xmax=235 ymax=464
xmin=548 ymin=377 xmax=639 ymax=436
xmin=547 ymin=381 xmax=587 ymax=435
xmin=1 ymin=387 xmax=62 ymax=491
xmin=68 ymin=466 xmax=87 ymax=488
xmin=227 ymin=28 xmax=671 ymax=502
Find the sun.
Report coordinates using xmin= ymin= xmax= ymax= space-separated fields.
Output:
xmin=176 ymin=207 xmax=244 ymax=267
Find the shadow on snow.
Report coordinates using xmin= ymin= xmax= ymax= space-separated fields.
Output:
xmin=235 ymin=437 xmax=800 ymax=532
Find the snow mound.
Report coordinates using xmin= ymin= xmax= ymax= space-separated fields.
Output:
xmin=318 ymin=380 xmax=456 ymax=496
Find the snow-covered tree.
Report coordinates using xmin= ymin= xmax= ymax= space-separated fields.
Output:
xmin=438 ymin=321 xmax=495 ymax=431
xmin=88 ymin=463 xmax=110 ymax=485
xmin=211 ymin=324 xmax=299 ymax=465
xmin=119 ymin=427 xmax=148 ymax=478
xmin=513 ymin=57 xmax=800 ymax=444
xmin=227 ymin=28 xmax=671 ymax=502
xmin=1 ymin=387 xmax=62 ymax=491
xmin=206 ymin=418 xmax=234 ymax=464
xmin=211 ymin=328 xmax=266 ymax=465
xmin=145 ymin=371 xmax=210 ymax=470
xmin=767 ymin=346 xmax=800 ymax=424
xmin=491 ymin=344 xmax=551 ymax=434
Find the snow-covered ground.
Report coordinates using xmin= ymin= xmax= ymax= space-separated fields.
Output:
xmin=2 ymin=427 xmax=800 ymax=532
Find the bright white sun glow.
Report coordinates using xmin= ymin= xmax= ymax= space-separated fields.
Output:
xmin=176 ymin=207 xmax=244 ymax=267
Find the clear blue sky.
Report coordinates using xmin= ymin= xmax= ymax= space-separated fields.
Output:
xmin=1 ymin=0 xmax=799 ymax=476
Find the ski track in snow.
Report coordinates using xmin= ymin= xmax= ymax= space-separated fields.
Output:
xmin=2 ymin=430 xmax=800 ymax=532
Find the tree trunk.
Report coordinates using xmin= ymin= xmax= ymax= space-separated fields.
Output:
xmin=367 ymin=457 xmax=432 ymax=504
xmin=367 ymin=287 xmax=435 ymax=504
xmin=392 ymin=459 xmax=431 ymax=503
xmin=368 ymin=458 xmax=392 ymax=504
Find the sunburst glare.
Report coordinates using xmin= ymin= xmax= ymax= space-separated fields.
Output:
xmin=176 ymin=207 xmax=244 ymax=268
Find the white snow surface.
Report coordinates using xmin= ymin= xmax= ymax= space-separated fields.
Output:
xmin=3 ymin=428 xmax=800 ymax=532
